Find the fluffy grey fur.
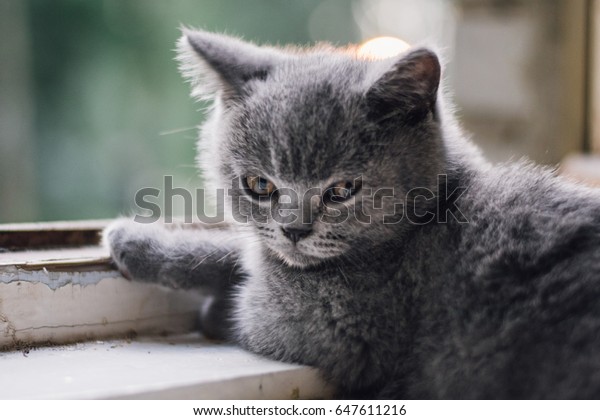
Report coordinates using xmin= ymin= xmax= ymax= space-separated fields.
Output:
xmin=104 ymin=30 xmax=600 ymax=398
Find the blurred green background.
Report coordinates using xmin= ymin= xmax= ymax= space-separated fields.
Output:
xmin=0 ymin=0 xmax=589 ymax=223
xmin=0 ymin=0 xmax=369 ymax=222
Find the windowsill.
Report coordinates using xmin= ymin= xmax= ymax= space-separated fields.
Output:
xmin=0 ymin=222 xmax=333 ymax=399
xmin=0 ymin=333 xmax=332 ymax=399
xmin=0 ymin=245 xmax=203 ymax=349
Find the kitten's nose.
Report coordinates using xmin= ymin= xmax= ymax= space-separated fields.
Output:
xmin=281 ymin=225 xmax=312 ymax=244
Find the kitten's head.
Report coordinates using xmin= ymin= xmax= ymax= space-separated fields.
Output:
xmin=178 ymin=30 xmax=446 ymax=268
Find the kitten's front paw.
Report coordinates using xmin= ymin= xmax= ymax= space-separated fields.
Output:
xmin=102 ymin=219 xmax=165 ymax=282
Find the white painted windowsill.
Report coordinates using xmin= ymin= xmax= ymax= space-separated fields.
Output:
xmin=0 ymin=239 xmax=332 ymax=399
xmin=0 ymin=334 xmax=332 ymax=400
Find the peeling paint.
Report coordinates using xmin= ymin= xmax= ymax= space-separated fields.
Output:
xmin=0 ymin=277 xmax=203 ymax=349
xmin=0 ymin=312 xmax=17 ymax=345
xmin=0 ymin=267 xmax=120 ymax=290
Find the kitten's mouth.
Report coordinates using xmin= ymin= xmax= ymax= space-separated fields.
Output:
xmin=281 ymin=251 xmax=324 ymax=268
xmin=268 ymin=242 xmax=342 ymax=268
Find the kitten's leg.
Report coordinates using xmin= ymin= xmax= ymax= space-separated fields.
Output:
xmin=103 ymin=218 xmax=244 ymax=340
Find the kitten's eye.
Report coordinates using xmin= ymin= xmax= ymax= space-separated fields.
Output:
xmin=324 ymin=179 xmax=362 ymax=203
xmin=245 ymin=175 xmax=276 ymax=197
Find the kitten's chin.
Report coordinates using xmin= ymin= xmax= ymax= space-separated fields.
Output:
xmin=269 ymin=247 xmax=329 ymax=269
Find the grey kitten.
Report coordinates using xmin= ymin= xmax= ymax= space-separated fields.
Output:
xmin=104 ymin=30 xmax=600 ymax=398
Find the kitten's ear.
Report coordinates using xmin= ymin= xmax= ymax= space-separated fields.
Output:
xmin=365 ymin=48 xmax=441 ymax=125
xmin=177 ymin=29 xmax=281 ymax=102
